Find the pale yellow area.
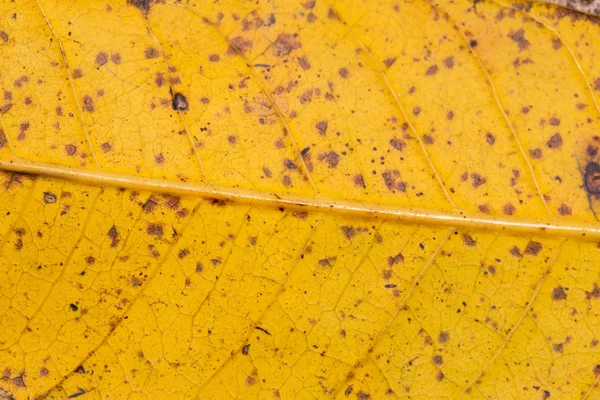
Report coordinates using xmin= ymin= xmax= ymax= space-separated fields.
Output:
xmin=0 ymin=0 xmax=600 ymax=399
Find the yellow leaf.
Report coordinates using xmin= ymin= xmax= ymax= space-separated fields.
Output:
xmin=1 ymin=0 xmax=600 ymax=399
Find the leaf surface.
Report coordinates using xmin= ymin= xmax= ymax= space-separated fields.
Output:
xmin=1 ymin=0 xmax=600 ymax=399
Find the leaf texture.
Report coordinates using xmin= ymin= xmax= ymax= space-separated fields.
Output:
xmin=1 ymin=0 xmax=600 ymax=399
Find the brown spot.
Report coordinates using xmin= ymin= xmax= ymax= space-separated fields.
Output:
xmin=229 ymin=37 xmax=253 ymax=55
xmin=242 ymin=344 xmax=250 ymax=355
xmin=586 ymin=284 xmax=600 ymax=299
xmin=246 ymin=376 xmax=256 ymax=386
xmin=462 ymin=234 xmax=476 ymax=247
xmin=108 ymin=225 xmax=119 ymax=247
xmin=426 ymin=64 xmax=439 ymax=76
xmin=65 ymin=144 xmax=77 ymax=156
xmin=283 ymin=159 xmax=297 ymax=170
xmin=388 ymin=253 xmax=404 ymax=266
xmin=144 ymin=47 xmax=159 ymax=59
xmin=423 ymin=134 xmax=434 ymax=144
xmin=436 ymin=371 xmax=445 ymax=381
xmin=529 ymin=148 xmax=542 ymax=159
xmin=552 ymin=286 xmax=567 ymax=301
xmin=503 ymin=203 xmax=516 ymax=215
xmin=73 ymin=69 xmax=83 ymax=79
xmin=12 ymin=376 xmax=25 ymax=387
xmin=486 ymin=132 xmax=495 ymax=145
xmin=356 ymin=392 xmax=370 ymax=400
xmin=353 ymin=174 xmax=366 ymax=188
xmin=438 ymin=331 xmax=450 ymax=343
xmin=552 ymin=38 xmax=562 ymax=50
xmin=101 ymin=142 xmax=112 ymax=152
xmin=273 ymin=33 xmax=301 ymax=56
xmin=154 ymin=153 xmax=165 ymax=164
xmin=549 ymin=117 xmax=560 ymax=126
xmin=0 ymin=103 xmax=13 ymax=113
xmin=508 ymin=29 xmax=530 ymax=51
xmin=341 ymin=226 xmax=356 ymax=240
xmin=389 ymin=138 xmax=405 ymax=151
xmin=111 ymin=53 xmax=121 ymax=64
xmin=557 ymin=203 xmax=571 ymax=216
xmin=382 ymin=170 xmax=406 ymax=193
xmin=547 ymin=133 xmax=562 ymax=149
xmin=95 ymin=52 xmax=108 ymax=66
xmin=86 ymin=256 xmax=95 ymax=265
xmin=344 ymin=385 xmax=353 ymax=397
xmin=298 ymin=56 xmax=311 ymax=70
xmin=595 ymin=78 xmax=600 ymax=92
xmin=208 ymin=54 xmax=220 ymax=62
xmin=443 ymin=56 xmax=454 ymax=68
xmin=510 ymin=246 xmax=522 ymax=258
xmin=155 ymin=72 xmax=165 ymax=87
xmin=43 ymin=192 xmax=57 ymax=204
xmin=82 ymin=95 xmax=94 ymax=112
xmin=339 ymin=68 xmax=350 ymax=78
xmin=0 ymin=31 xmax=8 ymax=42
xmin=228 ymin=135 xmax=237 ymax=145
xmin=471 ymin=173 xmax=486 ymax=188
xmin=587 ymin=144 xmax=598 ymax=157
xmin=524 ymin=241 xmax=542 ymax=255
xmin=172 ymin=93 xmax=188 ymax=111
xmin=432 ymin=355 xmax=443 ymax=365
xmin=319 ymin=151 xmax=339 ymax=168
xmin=39 ymin=367 xmax=49 ymax=377
xmin=56 ymin=106 xmax=63 ymax=116
xmin=315 ymin=120 xmax=328 ymax=135
xmin=522 ymin=106 xmax=530 ymax=114
xmin=585 ymin=162 xmax=600 ymax=194
xmin=147 ymin=223 xmax=164 ymax=237
xmin=447 ymin=111 xmax=454 ymax=120
xmin=413 ymin=107 xmax=421 ymax=116
xmin=383 ymin=57 xmax=396 ymax=68
xmin=318 ymin=257 xmax=336 ymax=267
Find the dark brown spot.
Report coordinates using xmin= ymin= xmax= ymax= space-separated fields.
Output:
xmin=557 ymin=203 xmax=571 ymax=216
xmin=154 ymin=153 xmax=165 ymax=164
xmin=319 ymin=151 xmax=339 ymax=168
xmin=172 ymin=93 xmax=188 ymax=111
xmin=246 ymin=376 xmax=256 ymax=386
xmin=549 ymin=117 xmax=560 ymax=126
xmin=298 ymin=56 xmax=311 ymax=70
xmin=443 ymin=56 xmax=454 ymax=69
xmin=521 ymin=106 xmax=530 ymax=114
xmin=283 ymin=159 xmax=297 ymax=170
xmin=486 ymin=132 xmax=495 ymax=145
xmin=436 ymin=371 xmax=445 ymax=381
xmin=547 ymin=133 xmax=562 ymax=149
xmin=524 ymin=241 xmax=542 ymax=255
xmin=242 ymin=344 xmax=250 ymax=355
xmin=12 ymin=376 xmax=25 ymax=387
xmin=503 ymin=203 xmax=516 ymax=215
xmin=426 ymin=64 xmax=439 ymax=75
xmin=111 ymin=53 xmax=121 ymax=64
xmin=552 ymin=286 xmax=567 ymax=301
xmin=318 ymin=257 xmax=336 ymax=267
xmin=383 ymin=57 xmax=396 ymax=68
xmin=447 ymin=111 xmax=454 ymax=120
xmin=471 ymin=173 xmax=486 ymax=188
xmin=86 ymin=256 xmax=95 ymax=265
xmin=65 ymin=144 xmax=77 ymax=156
xmin=432 ymin=354 xmax=443 ymax=365
xmin=423 ymin=134 xmax=434 ymax=144
xmin=529 ymin=148 xmax=542 ymax=159
xmin=389 ymin=138 xmax=405 ymax=151
xmin=587 ymin=144 xmax=598 ymax=157
xmin=273 ymin=33 xmax=301 ymax=56
xmin=508 ymin=29 xmax=530 ymax=51
xmin=315 ymin=120 xmax=328 ymax=135
xmin=108 ymin=225 xmax=119 ymax=247
xmin=553 ymin=343 xmax=563 ymax=353
xmin=339 ymin=68 xmax=350 ymax=78
xmin=73 ymin=69 xmax=83 ymax=79
xmin=462 ymin=234 xmax=476 ymax=247
xmin=341 ymin=226 xmax=356 ymax=240
xmin=469 ymin=40 xmax=478 ymax=48
xmin=344 ymin=385 xmax=353 ymax=397
xmin=586 ymin=284 xmax=600 ymax=300
xmin=229 ymin=37 xmax=253 ymax=55
xmin=209 ymin=54 xmax=220 ymax=62
xmin=43 ymin=192 xmax=57 ymax=204
xmin=144 ymin=47 xmax=159 ymax=59
xmin=356 ymin=392 xmax=370 ymax=400
xmin=95 ymin=52 xmax=108 ymax=66
xmin=82 ymin=95 xmax=94 ymax=112
xmin=413 ymin=107 xmax=421 ymax=116
xmin=0 ymin=31 xmax=8 ymax=42
xmin=147 ymin=223 xmax=164 ymax=237
xmin=585 ymin=162 xmax=600 ymax=194
xmin=594 ymin=78 xmax=600 ymax=92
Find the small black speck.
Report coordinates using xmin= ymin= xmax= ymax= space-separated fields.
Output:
xmin=469 ymin=40 xmax=478 ymax=48
xmin=69 ymin=303 xmax=78 ymax=311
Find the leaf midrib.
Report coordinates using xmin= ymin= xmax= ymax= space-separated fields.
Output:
xmin=1 ymin=158 xmax=598 ymax=239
